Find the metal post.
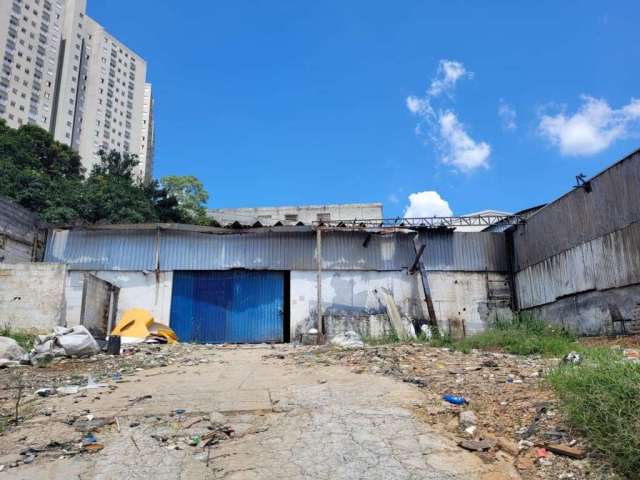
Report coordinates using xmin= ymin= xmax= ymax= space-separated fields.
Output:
xmin=412 ymin=235 xmax=438 ymax=328
xmin=316 ymin=227 xmax=323 ymax=339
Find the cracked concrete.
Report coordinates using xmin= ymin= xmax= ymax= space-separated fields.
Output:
xmin=1 ymin=346 xmax=517 ymax=479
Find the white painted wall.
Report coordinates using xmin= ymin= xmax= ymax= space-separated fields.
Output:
xmin=428 ymin=271 xmax=511 ymax=335
xmin=290 ymin=270 xmax=428 ymax=338
xmin=65 ymin=271 xmax=173 ymax=328
xmin=0 ymin=263 xmax=67 ymax=332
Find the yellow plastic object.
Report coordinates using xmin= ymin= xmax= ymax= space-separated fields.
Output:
xmin=111 ymin=308 xmax=178 ymax=343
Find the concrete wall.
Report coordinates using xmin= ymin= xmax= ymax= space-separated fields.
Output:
xmin=207 ymin=203 xmax=383 ymax=226
xmin=65 ymin=271 xmax=173 ymax=328
xmin=0 ymin=263 xmax=67 ymax=332
xmin=290 ymin=270 xmax=512 ymax=340
xmin=289 ymin=270 xmax=427 ymax=339
xmin=429 ymin=272 xmax=512 ymax=336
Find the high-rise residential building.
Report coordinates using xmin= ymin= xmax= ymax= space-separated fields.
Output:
xmin=0 ymin=0 xmax=154 ymax=181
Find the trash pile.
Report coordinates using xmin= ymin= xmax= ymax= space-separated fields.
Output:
xmin=293 ymin=344 xmax=596 ymax=480
xmin=0 ymin=326 xmax=100 ymax=368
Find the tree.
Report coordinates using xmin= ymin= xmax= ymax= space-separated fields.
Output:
xmin=160 ymin=175 xmax=210 ymax=224
xmin=0 ymin=121 xmax=189 ymax=225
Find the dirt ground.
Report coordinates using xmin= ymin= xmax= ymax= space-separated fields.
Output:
xmin=0 ymin=343 xmax=610 ymax=479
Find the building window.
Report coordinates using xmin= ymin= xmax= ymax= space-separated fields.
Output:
xmin=284 ymin=214 xmax=298 ymax=222
xmin=317 ymin=213 xmax=331 ymax=222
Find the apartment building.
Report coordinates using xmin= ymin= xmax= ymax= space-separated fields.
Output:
xmin=0 ymin=0 xmax=154 ymax=180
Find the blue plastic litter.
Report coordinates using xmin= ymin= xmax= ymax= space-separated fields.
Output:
xmin=175 ymin=409 xmax=186 ymax=414
xmin=82 ymin=433 xmax=97 ymax=446
xmin=442 ymin=394 xmax=467 ymax=405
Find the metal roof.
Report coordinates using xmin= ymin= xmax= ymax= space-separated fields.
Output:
xmin=44 ymin=227 xmax=509 ymax=273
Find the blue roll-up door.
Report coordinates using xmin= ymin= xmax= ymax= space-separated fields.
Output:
xmin=170 ymin=270 xmax=284 ymax=344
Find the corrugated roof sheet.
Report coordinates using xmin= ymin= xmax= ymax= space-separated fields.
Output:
xmin=44 ymin=228 xmax=509 ymax=273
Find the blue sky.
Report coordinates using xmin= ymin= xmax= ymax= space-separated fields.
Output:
xmin=89 ymin=0 xmax=640 ymax=217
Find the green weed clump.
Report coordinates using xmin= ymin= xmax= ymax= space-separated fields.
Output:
xmin=455 ymin=315 xmax=578 ymax=356
xmin=548 ymin=349 xmax=640 ymax=478
xmin=0 ymin=325 xmax=35 ymax=351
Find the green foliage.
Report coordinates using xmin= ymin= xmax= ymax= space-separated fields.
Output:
xmin=548 ymin=350 xmax=640 ymax=478
xmin=453 ymin=314 xmax=578 ymax=356
xmin=160 ymin=175 xmax=210 ymax=224
xmin=0 ymin=325 xmax=35 ymax=351
xmin=364 ymin=315 xmax=577 ymax=357
xmin=0 ymin=120 xmax=189 ymax=224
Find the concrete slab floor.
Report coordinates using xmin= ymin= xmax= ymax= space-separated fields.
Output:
xmin=0 ymin=346 xmax=519 ymax=479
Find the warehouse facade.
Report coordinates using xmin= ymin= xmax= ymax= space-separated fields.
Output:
xmin=43 ymin=225 xmax=511 ymax=342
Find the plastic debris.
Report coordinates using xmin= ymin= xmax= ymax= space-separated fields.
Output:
xmin=562 ymin=351 xmax=582 ymax=364
xmin=111 ymin=309 xmax=178 ymax=344
xmin=442 ymin=394 xmax=467 ymax=405
xmin=0 ymin=337 xmax=26 ymax=361
xmin=330 ymin=331 xmax=364 ymax=349
xmin=36 ymin=388 xmax=55 ymax=397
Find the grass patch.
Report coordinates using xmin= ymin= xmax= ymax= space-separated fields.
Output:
xmin=0 ymin=325 xmax=35 ymax=351
xmin=548 ymin=349 xmax=640 ymax=478
xmin=364 ymin=315 xmax=578 ymax=357
xmin=451 ymin=315 xmax=579 ymax=356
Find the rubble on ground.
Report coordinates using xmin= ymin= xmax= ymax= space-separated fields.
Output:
xmin=292 ymin=343 xmax=606 ymax=480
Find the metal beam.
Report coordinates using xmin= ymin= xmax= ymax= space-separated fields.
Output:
xmin=314 ymin=215 xmax=524 ymax=229
xmin=412 ymin=236 xmax=438 ymax=328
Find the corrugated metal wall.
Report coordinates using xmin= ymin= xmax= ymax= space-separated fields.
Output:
xmin=0 ymin=196 xmax=40 ymax=263
xmin=45 ymin=229 xmax=157 ymax=270
xmin=170 ymin=270 xmax=284 ymax=343
xmin=513 ymin=151 xmax=640 ymax=271
xmin=44 ymin=228 xmax=509 ymax=273
xmin=512 ymin=150 xmax=640 ymax=310
xmin=418 ymin=231 xmax=508 ymax=272
xmin=516 ymin=221 xmax=640 ymax=309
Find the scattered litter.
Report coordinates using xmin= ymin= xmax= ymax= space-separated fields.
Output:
xmin=458 ymin=437 xmax=496 ymax=452
xmin=82 ymin=433 xmax=98 ymax=446
xmin=36 ymin=388 xmax=55 ymax=397
xmin=84 ymin=375 xmax=107 ymax=390
xmin=536 ymin=448 xmax=548 ymax=458
xmin=34 ymin=326 xmax=100 ymax=361
xmin=442 ymin=394 xmax=467 ymax=405
xmin=111 ymin=308 xmax=178 ymax=344
xmin=129 ymin=394 xmax=153 ymax=405
xmin=545 ymin=443 xmax=586 ymax=459
xmin=57 ymin=385 xmax=80 ymax=395
xmin=562 ymin=351 xmax=582 ymax=364
xmin=330 ymin=331 xmax=364 ymax=349
xmin=402 ymin=376 xmax=428 ymax=387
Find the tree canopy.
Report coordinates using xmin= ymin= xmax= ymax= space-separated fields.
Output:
xmin=0 ymin=120 xmax=206 ymax=225
xmin=160 ymin=175 xmax=210 ymax=224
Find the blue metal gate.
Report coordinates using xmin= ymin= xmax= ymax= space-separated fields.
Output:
xmin=170 ymin=270 xmax=284 ymax=344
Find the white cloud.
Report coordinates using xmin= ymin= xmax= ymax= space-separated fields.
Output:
xmin=404 ymin=191 xmax=453 ymax=218
xmin=406 ymin=59 xmax=490 ymax=173
xmin=406 ymin=95 xmax=431 ymax=115
xmin=428 ymin=60 xmax=472 ymax=97
xmin=387 ymin=193 xmax=399 ymax=204
xmin=498 ymin=100 xmax=517 ymax=131
xmin=538 ymin=96 xmax=640 ymax=156
xmin=438 ymin=111 xmax=491 ymax=172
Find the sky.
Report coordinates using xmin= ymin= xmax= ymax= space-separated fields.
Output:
xmin=89 ymin=0 xmax=640 ymax=217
